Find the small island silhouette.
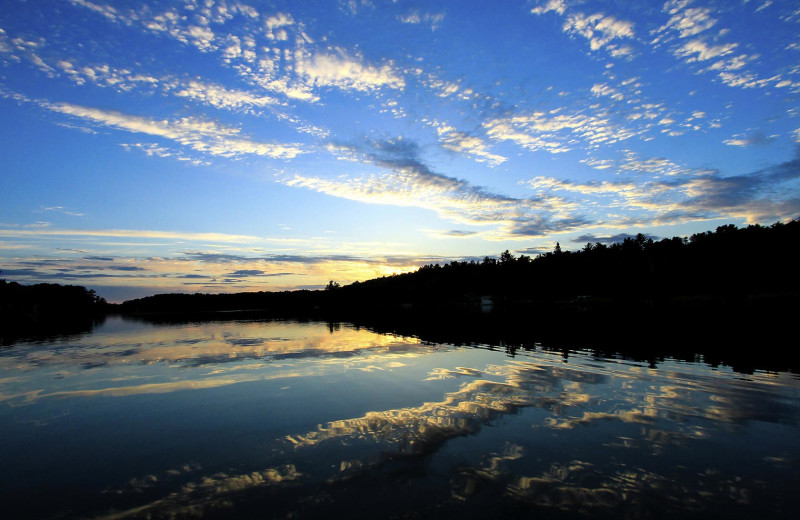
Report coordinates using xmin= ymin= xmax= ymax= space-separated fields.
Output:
xmin=3 ymin=220 xmax=799 ymax=371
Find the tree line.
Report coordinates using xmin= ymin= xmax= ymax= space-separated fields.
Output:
xmin=116 ymin=219 xmax=799 ymax=316
xmin=3 ymin=219 xmax=798 ymax=320
xmin=327 ymin=220 xmax=799 ymax=310
xmin=0 ymin=279 xmax=109 ymax=341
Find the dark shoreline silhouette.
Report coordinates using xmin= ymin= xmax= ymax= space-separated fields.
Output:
xmin=3 ymin=220 xmax=799 ymax=371
xmin=118 ymin=220 xmax=799 ymax=325
xmin=0 ymin=280 xmax=108 ymax=345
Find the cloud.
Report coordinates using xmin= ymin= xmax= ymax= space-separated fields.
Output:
xmin=660 ymin=5 xmax=717 ymax=39
xmin=47 ymin=102 xmax=304 ymax=159
xmin=531 ymin=0 xmax=566 ymax=16
xmin=530 ymin=2 xmax=635 ymax=57
xmin=0 ymin=227 xmax=261 ymax=242
xmin=226 ymin=269 xmax=294 ymax=277
xmin=120 ymin=143 xmax=210 ymax=166
xmin=13 ymin=46 xmax=285 ymax=116
xmin=563 ymin=12 xmax=635 ymax=52
xmin=527 ymin=177 xmax=638 ymax=195
xmin=397 ymin=11 xmax=445 ymax=30
xmin=523 ymin=150 xmax=800 ymax=227
xmin=675 ymin=39 xmax=738 ymax=63
xmin=172 ymin=79 xmax=280 ymax=111
xmin=68 ymin=0 xmax=120 ymax=23
xmin=283 ymin=138 xmax=588 ymax=238
xmin=296 ymin=47 xmax=405 ymax=92
xmin=0 ymin=268 xmax=142 ymax=280
xmin=723 ymin=131 xmax=777 ymax=147
xmin=676 ymin=153 xmax=800 ymax=222
xmin=40 ymin=205 xmax=85 ymax=217
xmin=435 ymin=125 xmax=506 ymax=165
xmin=484 ymin=109 xmax=638 ymax=154
xmin=431 ymin=230 xmax=479 ymax=238
xmin=287 ymin=138 xmax=520 ymax=224
xmin=106 ymin=265 xmax=146 ymax=271
xmin=590 ymin=83 xmax=624 ymax=101
xmin=573 ymin=233 xmax=657 ymax=244
xmin=654 ymin=2 xmax=788 ymax=92
xmin=65 ymin=0 xmax=403 ymax=103
xmin=514 ymin=247 xmax=549 ymax=256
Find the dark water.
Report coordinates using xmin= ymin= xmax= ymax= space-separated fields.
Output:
xmin=1 ymin=317 xmax=798 ymax=519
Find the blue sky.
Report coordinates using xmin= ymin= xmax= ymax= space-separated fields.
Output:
xmin=1 ymin=0 xmax=798 ymax=302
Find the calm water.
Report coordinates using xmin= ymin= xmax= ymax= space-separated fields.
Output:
xmin=1 ymin=317 xmax=798 ymax=519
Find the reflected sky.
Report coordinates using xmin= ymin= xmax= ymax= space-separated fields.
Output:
xmin=0 ymin=317 xmax=428 ymax=404
xmin=1 ymin=318 xmax=799 ymax=519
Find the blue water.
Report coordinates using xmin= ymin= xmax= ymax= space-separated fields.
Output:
xmin=1 ymin=317 xmax=798 ymax=519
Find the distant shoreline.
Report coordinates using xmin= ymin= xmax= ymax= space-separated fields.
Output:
xmin=3 ymin=219 xmax=799 ymax=373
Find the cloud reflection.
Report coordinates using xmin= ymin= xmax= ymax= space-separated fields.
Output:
xmin=3 ymin=320 xmax=798 ymax=518
xmin=0 ymin=318 xmax=428 ymax=405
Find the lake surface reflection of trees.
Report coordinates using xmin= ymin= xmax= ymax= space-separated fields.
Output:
xmin=0 ymin=317 xmax=798 ymax=519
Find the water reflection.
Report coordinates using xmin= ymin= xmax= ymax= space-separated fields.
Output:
xmin=0 ymin=317 xmax=426 ymax=405
xmin=0 ymin=317 xmax=798 ymax=519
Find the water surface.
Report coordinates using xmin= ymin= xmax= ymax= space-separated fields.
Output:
xmin=1 ymin=317 xmax=798 ymax=518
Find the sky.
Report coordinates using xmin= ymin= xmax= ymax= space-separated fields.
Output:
xmin=1 ymin=0 xmax=799 ymax=302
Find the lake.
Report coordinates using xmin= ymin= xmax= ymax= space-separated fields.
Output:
xmin=1 ymin=316 xmax=798 ymax=519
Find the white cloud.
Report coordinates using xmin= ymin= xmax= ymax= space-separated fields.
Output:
xmin=675 ymin=39 xmax=738 ymax=62
xmin=529 ymin=3 xmax=634 ymax=57
xmin=283 ymin=139 xmax=588 ymax=239
xmin=563 ymin=12 xmax=635 ymax=52
xmin=484 ymin=109 xmax=638 ymax=154
xmin=121 ymin=142 xmax=211 ymax=165
xmin=756 ymin=1 xmax=774 ymax=13
xmin=526 ymin=176 xmax=638 ymax=195
xmin=235 ymin=3 xmax=260 ymax=19
xmin=661 ymin=7 xmax=717 ymax=39
xmin=48 ymin=102 xmax=304 ymax=159
xmin=296 ymin=47 xmax=405 ymax=92
xmin=265 ymin=13 xmax=295 ymax=38
xmin=530 ymin=0 xmax=567 ymax=16
xmin=173 ymin=79 xmax=280 ymax=111
xmin=40 ymin=206 xmax=85 ymax=217
xmin=435 ymin=125 xmax=506 ymax=166
xmin=590 ymin=83 xmax=624 ymax=101
xmin=397 ymin=11 xmax=445 ymax=30
xmin=0 ymin=228 xmax=262 ymax=242
xmin=717 ymin=71 xmax=781 ymax=89
xmin=580 ymin=157 xmax=615 ymax=170
xmin=68 ymin=0 xmax=120 ymax=23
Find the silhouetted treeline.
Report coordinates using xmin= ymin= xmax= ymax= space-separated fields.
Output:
xmin=119 ymin=220 xmax=800 ymax=318
xmin=0 ymin=279 xmax=109 ymax=343
xmin=328 ymin=219 xmax=800 ymax=312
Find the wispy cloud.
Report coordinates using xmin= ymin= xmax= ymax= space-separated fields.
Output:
xmin=40 ymin=206 xmax=85 ymax=217
xmin=484 ymin=108 xmax=638 ymax=154
xmin=655 ymin=1 xmax=790 ymax=92
xmin=397 ymin=10 xmax=445 ymax=30
xmin=573 ymin=232 xmax=657 ymax=245
xmin=657 ymin=2 xmax=717 ymax=40
xmin=531 ymin=2 xmax=635 ymax=57
xmin=563 ymin=12 xmax=635 ymax=52
xmin=723 ymin=131 xmax=777 ymax=147
xmin=0 ymin=227 xmax=262 ymax=242
xmin=523 ymin=149 xmax=800 ymax=227
xmin=284 ymin=137 xmax=588 ymax=238
xmin=47 ymin=102 xmax=304 ymax=159
xmin=435 ymin=124 xmax=506 ymax=166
